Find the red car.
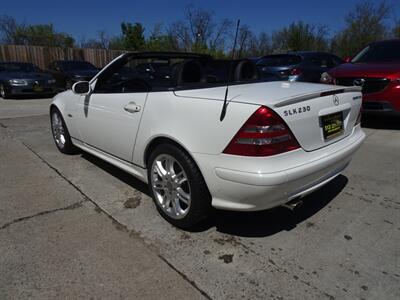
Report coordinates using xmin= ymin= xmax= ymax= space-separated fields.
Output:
xmin=321 ymin=39 xmax=400 ymax=115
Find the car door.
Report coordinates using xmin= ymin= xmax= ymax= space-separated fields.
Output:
xmin=76 ymin=58 xmax=150 ymax=162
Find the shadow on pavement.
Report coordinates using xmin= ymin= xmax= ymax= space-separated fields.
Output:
xmin=80 ymin=150 xmax=348 ymax=237
xmin=362 ymin=115 xmax=400 ymax=130
xmin=1 ymin=94 xmax=57 ymax=100
xmin=81 ymin=152 xmax=151 ymax=196
xmin=193 ymin=175 xmax=348 ymax=237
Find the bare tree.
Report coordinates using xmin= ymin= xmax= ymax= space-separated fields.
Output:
xmin=246 ymin=32 xmax=271 ymax=57
xmin=0 ymin=15 xmax=25 ymax=44
xmin=331 ymin=1 xmax=390 ymax=56
xmin=168 ymin=5 xmax=233 ymax=52
xmin=167 ymin=21 xmax=192 ymax=50
xmin=0 ymin=15 xmax=74 ymax=47
xmin=209 ymin=19 xmax=232 ymax=51
xmin=146 ymin=23 xmax=177 ymax=51
xmin=97 ymin=30 xmax=110 ymax=48
xmin=80 ymin=30 xmax=110 ymax=49
xmin=236 ymin=24 xmax=252 ymax=57
xmin=271 ymin=21 xmax=329 ymax=53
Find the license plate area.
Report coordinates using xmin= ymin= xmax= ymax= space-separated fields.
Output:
xmin=33 ymin=85 xmax=43 ymax=92
xmin=321 ymin=112 xmax=344 ymax=140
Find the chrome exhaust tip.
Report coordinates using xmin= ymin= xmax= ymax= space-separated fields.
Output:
xmin=282 ymin=198 xmax=304 ymax=211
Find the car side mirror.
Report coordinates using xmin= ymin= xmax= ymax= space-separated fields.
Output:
xmin=72 ymin=81 xmax=91 ymax=95
xmin=344 ymin=57 xmax=352 ymax=63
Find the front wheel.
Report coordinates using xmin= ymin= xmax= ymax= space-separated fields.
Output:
xmin=147 ymin=143 xmax=211 ymax=229
xmin=50 ymin=107 xmax=77 ymax=154
xmin=0 ymin=83 xmax=9 ymax=99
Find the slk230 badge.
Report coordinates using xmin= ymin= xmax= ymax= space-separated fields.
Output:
xmin=283 ymin=106 xmax=311 ymax=116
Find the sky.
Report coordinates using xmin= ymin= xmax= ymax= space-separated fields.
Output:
xmin=2 ymin=0 xmax=400 ymax=42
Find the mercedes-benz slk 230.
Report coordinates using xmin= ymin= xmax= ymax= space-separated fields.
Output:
xmin=50 ymin=52 xmax=365 ymax=228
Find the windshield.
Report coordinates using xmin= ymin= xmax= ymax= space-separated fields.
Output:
xmin=352 ymin=41 xmax=400 ymax=63
xmin=0 ymin=63 xmax=40 ymax=72
xmin=60 ymin=61 xmax=97 ymax=71
xmin=257 ymin=55 xmax=302 ymax=67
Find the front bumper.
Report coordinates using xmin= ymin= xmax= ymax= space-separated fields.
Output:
xmin=7 ymin=84 xmax=58 ymax=96
xmin=361 ymin=82 xmax=400 ymax=115
xmin=362 ymin=101 xmax=400 ymax=116
xmin=193 ymin=125 xmax=365 ymax=211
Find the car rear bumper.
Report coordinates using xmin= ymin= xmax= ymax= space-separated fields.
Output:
xmin=193 ymin=125 xmax=365 ymax=211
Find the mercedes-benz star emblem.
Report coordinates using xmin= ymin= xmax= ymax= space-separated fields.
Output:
xmin=333 ymin=95 xmax=340 ymax=106
xmin=353 ymin=78 xmax=365 ymax=87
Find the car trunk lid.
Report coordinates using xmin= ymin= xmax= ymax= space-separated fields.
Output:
xmin=271 ymin=87 xmax=362 ymax=151
xmin=174 ymin=81 xmax=362 ymax=152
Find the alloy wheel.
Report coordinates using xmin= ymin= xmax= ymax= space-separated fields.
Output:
xmin=51 ymin=111 xmax=66 ymax=149
xmin=150 ymin=154 xmax=191 ymax=219
xmin=0 ymin=84 xmax=5 ymax=98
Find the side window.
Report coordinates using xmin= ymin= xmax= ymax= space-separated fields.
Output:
xmin=49 ymin=62 xmax=60 ymax=71
xmin=309 ymin=56 xmax=323 ymax=67
xmin=322 ymin=56 xmax=335 ymax=68
xmin=309 ymin=56 xmax=333 ymax=68
xmin=54 ymin=62 xmax=61 ymax=71
xmin=331 ymin=55 xmax=343 ymax=67
xmin=93 ymin=57 xmax=182 ymax=94
xmin=94 ymin=58 xmax=152 ymax=93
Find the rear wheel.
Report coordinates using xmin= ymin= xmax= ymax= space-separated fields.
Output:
xmin=147 ymin=143 xmax=211 ymax=229
xmin=50 ymin=107 xmax=77 ymax=154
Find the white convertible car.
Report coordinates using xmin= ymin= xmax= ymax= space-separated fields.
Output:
xmin=50 ymin=52 xmax=365 ymax=228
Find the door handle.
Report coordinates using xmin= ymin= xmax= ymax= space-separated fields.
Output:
xmin=124 ymin=102 xmax=141 ymax=113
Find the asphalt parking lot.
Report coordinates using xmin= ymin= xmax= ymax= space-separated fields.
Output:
xmin=0 ymin=97 xmax=399 ymax=300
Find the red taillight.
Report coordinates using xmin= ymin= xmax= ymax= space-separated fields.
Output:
xmin=223 ymin=106 xmax=300 ymax=157
xmin=290 ymin=68 xmax=302 ymax=76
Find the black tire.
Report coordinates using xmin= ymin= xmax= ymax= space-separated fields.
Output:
xmin=147 ymin=143 xmax=211 ymax=229
xmin=50 ymin=107 xmax=77 ymax=154
xmin=0 ymin=83 xmax=9 ymax=99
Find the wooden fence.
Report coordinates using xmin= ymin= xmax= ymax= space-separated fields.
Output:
xmin=0 ymin=44 xmax=126 ymax=69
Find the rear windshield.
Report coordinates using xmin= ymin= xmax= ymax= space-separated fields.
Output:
xmin=257 ymin=55 xmax=302 ymax=67
xmin=352 ymin=41 xmax=400 ymax=63
xmin=0 ymin=63 xmax=40 ymax=72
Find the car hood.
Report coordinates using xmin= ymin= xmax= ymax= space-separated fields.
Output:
xmin=329 ymin=62 xmax=400 ymax=79
xmin=0 ymin=71 xmax=53 ymax=81
xmin=65 ymin=69 xmax=99 ymax=78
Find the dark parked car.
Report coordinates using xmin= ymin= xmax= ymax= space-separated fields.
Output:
xmin=0 ymin=62 xmax=58 ymax=99
xmin=256 ymin=52 xmax=343 ymax=83
xmin=47 ymin=60 xmax=99 ymax=89
xmin=321 ymin=39 xmax=400 ymax=116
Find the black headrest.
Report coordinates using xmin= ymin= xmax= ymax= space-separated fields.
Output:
xmin=234 ymin=59 xmax=259 ymax=82
xmin=174 ymin=59 xmax=206 ymax=86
